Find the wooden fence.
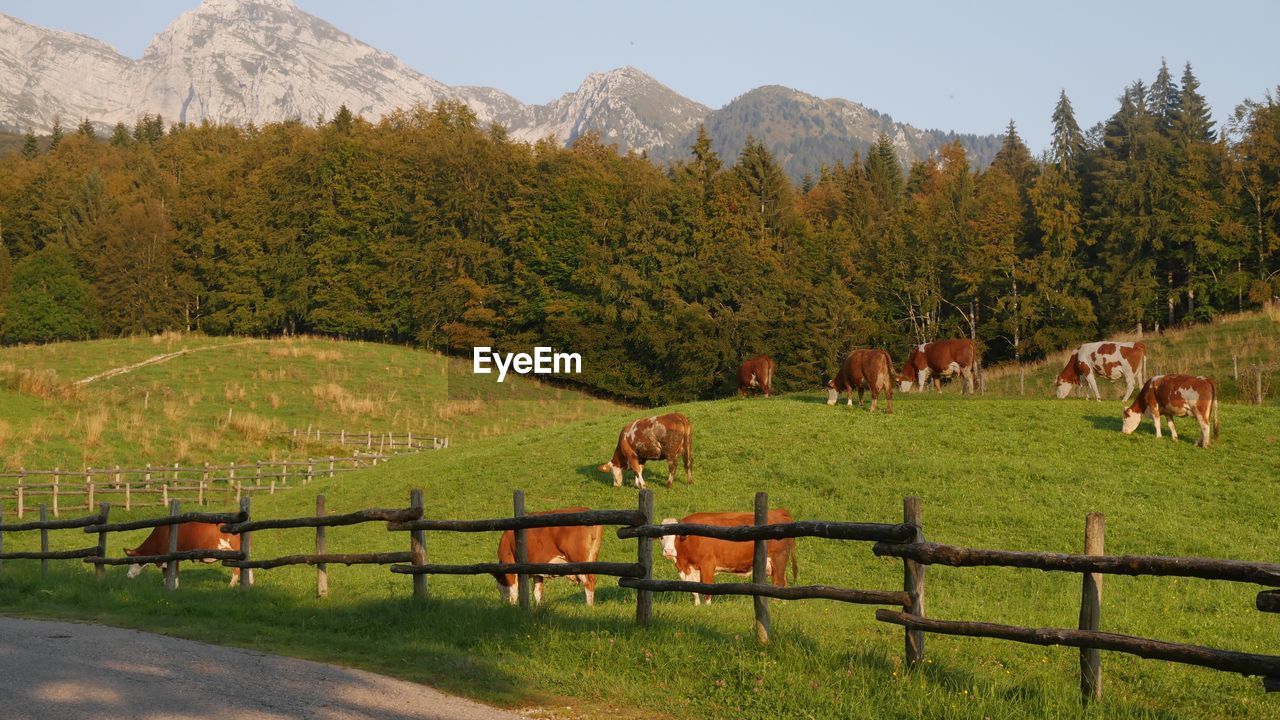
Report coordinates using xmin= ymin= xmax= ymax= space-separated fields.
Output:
xmin=0 ymin=492 xmax=1275 ymax=706
xmin=0 ymin=455 xmax=392 ymax=519
xmin=286 ymin=429 xmax=449 ymax=452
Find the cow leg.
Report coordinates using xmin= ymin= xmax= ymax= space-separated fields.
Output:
xmin=1085 ymin=373 xmax=1101 ymax=401
xmin=533 ymin=579 xmax=545 ymax=605
xmin=1152 ymin=410 xmax=1163 ymax=438
xmin=1195 ymin=410 xmax=1211 ymax=448
xmin=1121 ymin=371 xmax=1136 ymax=404
xmin=963 ymin=366 xmax=975 ymax=395
xmin=583 ymin=574 xmax=596 ymax=606
xmin=868 ymin=390 xmax=878 ymax=414
xmin=229 ymin=567 xmax=241 ymax=587
xmin=1166 ymin=416 xmax=1179 ymax=442
xmin=666 ymin=455 xmax=677 ymax=488
xmin=698 ymin=560 xmax=717 ymax=605
xmin=629 ymin=459 xmax=647 ymax=489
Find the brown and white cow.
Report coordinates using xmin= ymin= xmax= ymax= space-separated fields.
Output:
xmin=1122 ymin=374 xmax=1220 ymax=448
xmin=599 ymin=413 xmax=692 ymax=489
xmin=1056 ymin=341 xmax=1148 ymax=403
xmin=898 ymin=339 xmax=977 ymax=394
xmin=124 ymin=522 xmax=246 ymax=588
xmin=495 ymin=508 xmax=603 ymax=606
xmin=738 ymin=355 xmax=776 ymax=397
xmin=827 ymin=349 xmax=894 ymax=413
xmin=660 ymin=510 xmax=798 ymax=605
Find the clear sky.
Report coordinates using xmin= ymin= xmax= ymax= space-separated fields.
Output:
xmin=3 ymin=0 xmax=1278 ymax=152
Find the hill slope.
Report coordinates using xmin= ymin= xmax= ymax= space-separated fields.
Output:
xmin=0 ymin=334 xmax=624 ymax=469
xmin=2 ymin=393 xmax=1276 ymax=719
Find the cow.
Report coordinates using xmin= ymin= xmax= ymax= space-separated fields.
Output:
xmin=898 ymin=339 xmax=977 ymax=394
xmin=738 ymin=355 xmax=776 ymax=397
xmin=495 ymin=508 xmax=603 ymax=606
xmin=599 ymin=413 xmax=692 ymax=489
xmin=124 ymin=522 xmax=246 ymax=588
xmin=659 ymin=510 xmax=799 ymax=605
xmin=827 ymin=349 xmax=894 ymax=413
xmin=1055 ymin=341 xmax=1148 ymax=403
xmin=1122 ymin=374 xmax=1220 ymax=448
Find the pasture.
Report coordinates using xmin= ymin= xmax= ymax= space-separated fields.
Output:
xmin=983 ymin=307 xmax=1280 ymax=402
xmin=0 ymin=334 xmax=624 ymax=470
xmin=2 ymin=392 xmax=1277 ymax=719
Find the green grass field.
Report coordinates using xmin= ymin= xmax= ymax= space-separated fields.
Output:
xmin=2 ymin=391 xmax=1277 ymax=719
xmin=0 ymin=334 xmax=624 ymax=469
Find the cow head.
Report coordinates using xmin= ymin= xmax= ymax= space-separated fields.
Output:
xmin=659 ymin=519 xmax=679 ymax=562
xmin=1055 ymin=353 xmax=1080 ymax=398
xmin=898 ymin=348 xmax=922 ymax=392
xmin=598 ymin=461 xmax=624 ymax=487
xmin=123 ymin=546 xmax=145 ymax=578
xmin=1120 ymin=404 xmax=1145 ymax=435
xmin=825 ymin=378 xmax=838 ymax=405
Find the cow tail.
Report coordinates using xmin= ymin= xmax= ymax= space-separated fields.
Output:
xmin=684 ymin=422 xmax=694 ymax=484
xmin=1212 ymin=381 xmax=1220 ymax=440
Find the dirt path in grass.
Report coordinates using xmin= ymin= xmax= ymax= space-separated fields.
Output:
xmin=0 ymin=617 xmax=524 ymax=720
xmin=73 ymin=340 xmax=258 ymax=386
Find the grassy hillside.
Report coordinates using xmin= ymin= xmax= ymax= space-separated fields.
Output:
xmin=0 ymin=334 xmax=624 ymax=469
xmin=1 ymin=393 xmax=1277 ymax=719
xmin=984 ymin=306 xmax=1280 ymax=402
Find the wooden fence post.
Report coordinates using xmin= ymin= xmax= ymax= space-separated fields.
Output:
xmin=1080 ymin=512 xmax=1105 ymax=705
xmin=410 ymin=489 xmax=427 ymax=601
xmin=17 ymin=472 xmax=24 ymax=519
xmin=306 ymin=460 xmax=314 ymax=484
xmin=86 ymin=474 xmax=94 ymax=511
xmin=315 ymin=494 xmax=328 ymax=598
xmin=514 ymin=490 xmax=530 ymax=610
xmin=51 ymin=469 xmax=59 ymax=517
xmin=904 ymin=496 xmax=926 ymax=667
xmin=0 ymin=500 xmax=5 ymax=577
xmin=239 ymin=496 xmax=252 ymax=592
xmin=635 ymin=489 xmax=654 ymax=626
xmin=95 ymin=502 xmax=110 ymax=580
xmin=39 ymin=504 xmax=49 ymax=577
xmin=165 ymin=500 xmax=180 ymax=591
xmin=124 ymin=481 xmax=131 ymax=511
xmin=753 ymin=491 xmax=771 ymax=644
xmin=328 ymin=456 xmax=335 ymax=479
xmin=145 ymin=463 xmax=152 ymax=488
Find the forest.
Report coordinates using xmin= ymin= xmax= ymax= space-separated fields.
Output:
xmin=0 ymin=61 xmax=1277 ymax=404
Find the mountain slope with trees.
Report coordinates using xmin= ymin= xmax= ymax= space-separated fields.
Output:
xmin=1 ymin=62 xmax=1277 ymax=406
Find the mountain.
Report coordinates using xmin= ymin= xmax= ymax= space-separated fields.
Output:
xmin=0 ymin=0 xmax=997 ymax=176
xmin=650 ymin=86 xmax=1002 ymax=180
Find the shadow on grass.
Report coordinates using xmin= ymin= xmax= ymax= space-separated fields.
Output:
xmin=1084 ymin=414 xmax=1123 ymax=432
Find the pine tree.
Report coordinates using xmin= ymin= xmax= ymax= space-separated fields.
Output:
xmin=1173 ymin=63 xmax=1215 ymax=145
xmin=77 ymin=118 xmax=96 ymax=139
xmin=331 ymin=104 xmax=354 ymax=135
xmin=109 ymin=123 xmax=131 ymax=147
xmin=20 ymin=128 xmax=38 ymax=159
xmin=1050 ymin=90 xmax=1085 ymax=174
xmin=1149 ymin=59 xmax=1181 ymax=134
xmin=688 ymin=124 xmax=721 ymax=202
xmin=48 ymin=117 xmax=64 ymax=151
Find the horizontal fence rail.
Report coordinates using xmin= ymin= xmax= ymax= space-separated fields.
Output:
xmin=877 ymin=610 xmax=1280 ymax=678
xmin=618 ymin=578 xmax=910 ymax=606
xmin=619 ymin=520 xmax=915 ymax=543
xmin=873 ymin=541 xmax=1280 ymax=587
xmin=390 ymin=561 xmax=645 ymax=578
xmin=390 ymin=509 xmax=645 ymax=533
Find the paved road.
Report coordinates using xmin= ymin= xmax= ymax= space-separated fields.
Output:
xmin=0 ymin=617 xmax=524 ymax=720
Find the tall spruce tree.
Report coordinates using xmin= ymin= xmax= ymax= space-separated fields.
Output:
xmin=20 ymin=128 xmax=38 ymax=159
xmin=47 ymin=117 xmax=64 ymax=151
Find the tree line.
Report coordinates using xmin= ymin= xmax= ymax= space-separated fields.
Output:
xmin=1 ymin=62 xmax=1278 ymax=404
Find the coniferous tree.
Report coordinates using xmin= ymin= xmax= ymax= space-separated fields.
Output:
xmin=47 ymin=117 xmax=64 ymax=151
xmin=77 ymin=118 xmax=96 ymax=139
xmin=1050 ymin=90 xmax=1086 ymax=174
xmin=20 ymin=128 xmax=38 ymax=159
xmin=109 ymin=123 xmax=131 ymax=147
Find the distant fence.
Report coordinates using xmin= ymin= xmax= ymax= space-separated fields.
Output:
xmin=0 ymin=455 xmax=393 ymax=518
xmin=0 ymin=492 xmax=1275 ymax=706
xmin=285 ymin=429 xmax=448 ymax=452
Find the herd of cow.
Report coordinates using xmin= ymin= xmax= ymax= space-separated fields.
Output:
xmin=121 ymin=336 xmax=1222 ymax=606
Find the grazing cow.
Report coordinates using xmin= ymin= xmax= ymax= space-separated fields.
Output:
xmin=660 ymin=510 xmax=799 ymax=605
xmin=827 ymin=349 xmax=895 ymax=413
xmin=599 ymin=413 xmax=692 ymax=489
xmin=1122 ymin=374 xmax=1220 ymax=448
xmin=898 ymin=339 xmax=977 ymax=394
xmin=495 ymin=508 xmax=603 ymax=606
xmin=1055 ymin=341 xmax=1148 ymax=402
xmin=738 ymin=355 xmax=776 ymax=397
xmin=124 ymin=522 xmax=245 ymax=588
